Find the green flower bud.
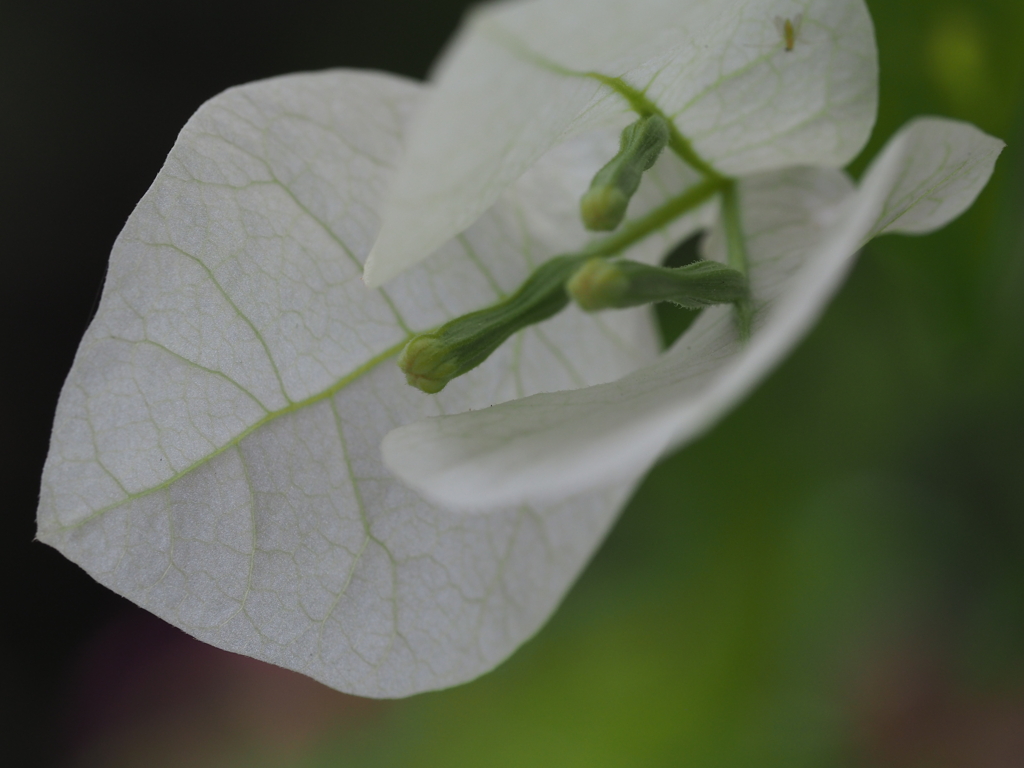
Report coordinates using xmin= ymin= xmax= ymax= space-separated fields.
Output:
xmin=399 ymin=256 xmax=584 ymax=393
xmin=567 ymin=258 xmax=748 ymax=311
xmin=580 ymin=114 xmax=670 ymax=231
xmin=565 ymin=258 xmax=631 ymax=311
xmin=398 ymin=337 xmax=462 ymax=394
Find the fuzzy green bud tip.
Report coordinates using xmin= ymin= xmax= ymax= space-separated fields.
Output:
xmin=580 ymin=186 xmax=629 ymax=231
xmin=566 ymin=258 xmax=629 ymax=311
xmin=398 ymin=336 xmax=459 ymax=394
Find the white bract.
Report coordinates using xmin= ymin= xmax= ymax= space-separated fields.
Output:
xmin=364 ymin=0 xmax=879 ymax=286
xmin=39 ymin=0 xmax=1001 ymax=698
xmin=382 ymin=116 xmax=1004 ymax=508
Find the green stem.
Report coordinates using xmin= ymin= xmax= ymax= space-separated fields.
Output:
xmin=478 ymin=27 xmax=723 ymax=181
xmin=721 ymin=181 xmax=753 ymax=339
xmin=587 ymin=73 xmax=725 ymax=181
xmin=583 ymin=176 xmax=725 ymax=259
xmin=398 ymin=178 xmax=727 ymax=392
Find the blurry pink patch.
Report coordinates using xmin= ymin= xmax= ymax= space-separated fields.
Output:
xmin=63 ymin=608 xmax=388 ymax=767
xmin=852 ymin=636 xmax=1024 ymax=768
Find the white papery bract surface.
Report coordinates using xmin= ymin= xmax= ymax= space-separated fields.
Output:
xmin=38 ymin=0 xmax=1003 ymax=700
xmin=364 ymin=0 xmax=878 ymax=286
xmin=382 ymin=118 xmax=1004 ymax=509
xmin=37 ymin=70 xmax=690 ymax=697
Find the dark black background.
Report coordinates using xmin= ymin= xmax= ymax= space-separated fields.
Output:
xmin=2 ymin=2 xmax=471 ymax=764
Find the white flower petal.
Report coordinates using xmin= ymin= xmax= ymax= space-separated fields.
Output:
xmin=37 ymin=71 xmax=665 ymax=696
xmin=381 ymin=117 xmax=1002 ymax=509
xmin=364 ymin=0 xmax=878 ymax=286
xmin=862 ymin=116 xmax=1005 ymax=238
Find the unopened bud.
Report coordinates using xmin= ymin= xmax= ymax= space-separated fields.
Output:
xmin=399 ymin=256 xmax=583 ymax=393
xmin=565 ymin=258 xmax=630 ymax=311
xmin=580 ymin=114 xmax=670 ymax=232
xmin=567 ymin=258 xmax=747 ymax=312
xmin=398 ymin=337 xmax=460 ymax=394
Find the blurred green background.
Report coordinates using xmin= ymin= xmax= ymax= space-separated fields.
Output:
xmin=5 ymin=1 xmax=1024 ymax=766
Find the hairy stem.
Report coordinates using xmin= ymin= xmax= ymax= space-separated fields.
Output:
xmin=586 ymin=73 xmax=724 ymax=181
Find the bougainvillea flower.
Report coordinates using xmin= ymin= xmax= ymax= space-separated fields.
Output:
xmin=39 ymin=0 xmax=1001 ymax=698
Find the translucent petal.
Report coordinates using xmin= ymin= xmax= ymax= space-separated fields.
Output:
xmin=37 ymin=70 xmax=672 ymax=696
xmin=364 ymin=0 xmax=878 ymax=285
xmin=382 ymin=118 xmax=1002 ymax=509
